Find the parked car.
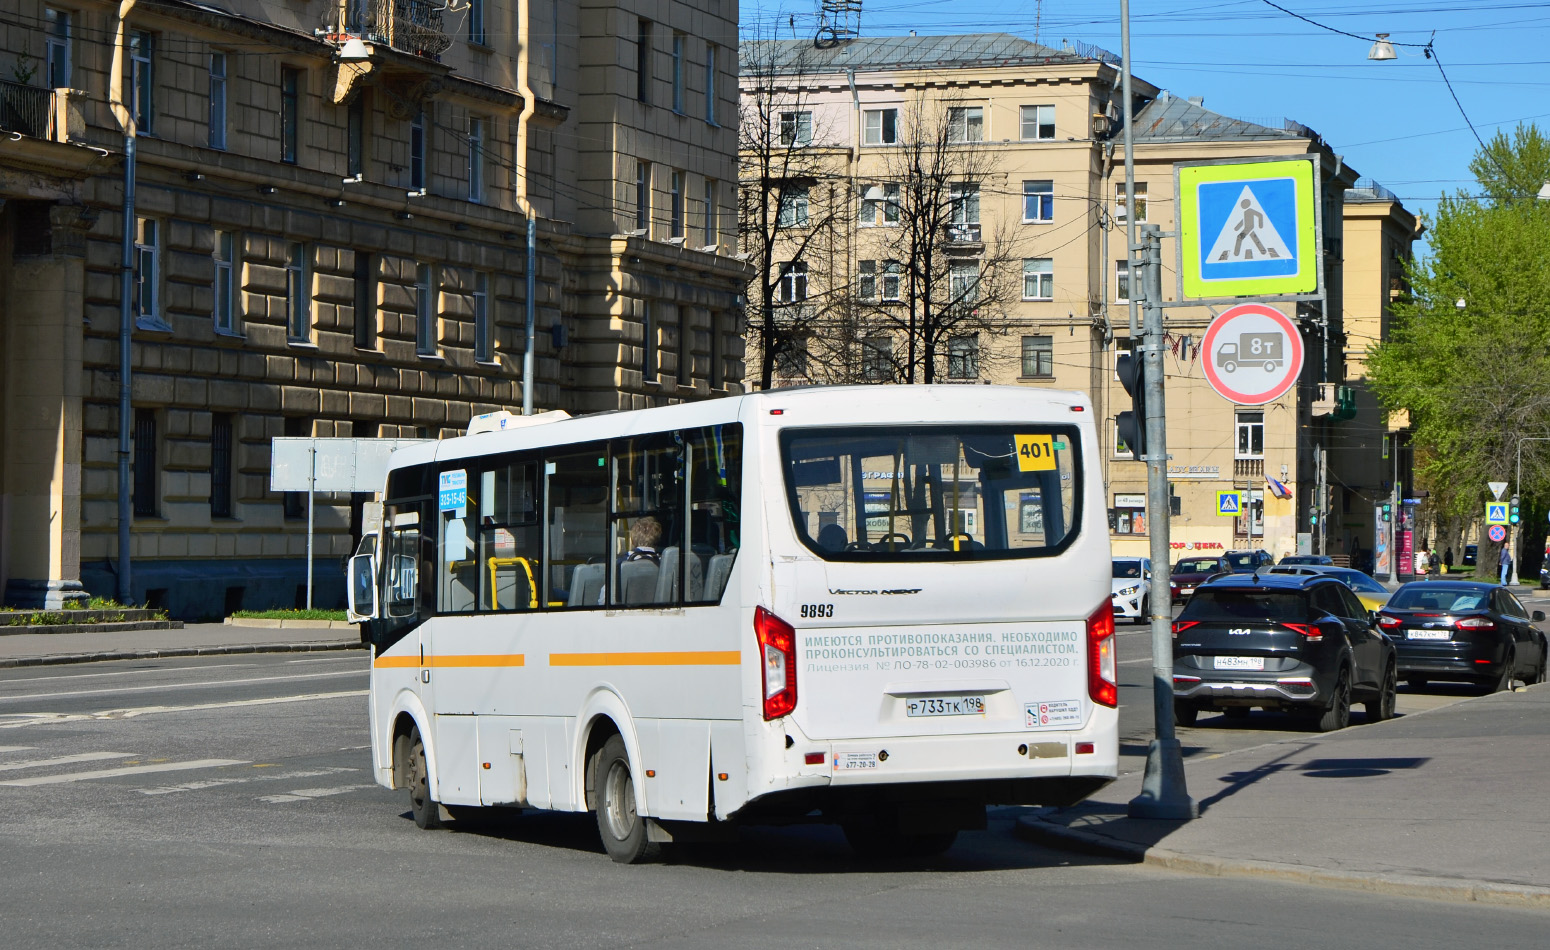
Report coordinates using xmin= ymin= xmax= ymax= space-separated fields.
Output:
xmin=1111 ymin=557 xmax=1152 ymax=624
xmin=1268 ymin=565 xmax=1393 ymax=611
xmin=1278 ymin=554 xmax=1333 ymax=566
xmin=1377 ymin=582 xmax=1548 ymax=692
xmin=1462 ymin=544 xmax=1478 ymax=567
xmin=1171 ymin=572 xmax=1397 ymax=731
xmin=1170 ymin=556 xmax=1230 ymax=604
xmin=1223 ymin=549 xmax=1276 ymax=573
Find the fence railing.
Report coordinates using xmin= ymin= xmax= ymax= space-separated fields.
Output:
xmin=0 ymin=79 xmax=54 ymax=140
xmin=340 ymin=0 xmax=452 ymax=59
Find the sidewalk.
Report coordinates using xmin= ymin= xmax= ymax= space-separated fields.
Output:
xmin=0 ymin=622 xmax=364 ymax=668
xmin=1018 ymin=684 xmax=1550 ymax=908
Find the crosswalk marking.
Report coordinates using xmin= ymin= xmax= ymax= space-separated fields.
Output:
xmin=136 ymin=766 xmax=358 ymax=796
xmin=0 ymin=669 xmax=364 ymax=703
xmin=258 ymin=784 xmax=375 ymax=804
xmin=0 ymin=690 xmax=367 ymax=729
xmin=0 ymin=751 xmax=133 ymax=773
xmin=0 ymin=758 xmax=247 ymax=787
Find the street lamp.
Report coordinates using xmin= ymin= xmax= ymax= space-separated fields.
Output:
xmin=1538 ymin=181 xmax=1550 ymax=201
xmin=1368 ymin=34 xmax=1398 ymax=61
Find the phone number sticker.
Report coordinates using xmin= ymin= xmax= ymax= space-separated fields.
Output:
xmin=1025 ymin=700 xmax=1083 ymax=729
xmin=833 ymin=752 xmax=879 ymax=771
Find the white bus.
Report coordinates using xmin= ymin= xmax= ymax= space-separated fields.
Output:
xmin=350 ymin=385 xmax=1117 ymax=862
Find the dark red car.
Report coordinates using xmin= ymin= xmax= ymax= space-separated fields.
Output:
xmin=1171 ymin=556 xmax=1229 ymax=604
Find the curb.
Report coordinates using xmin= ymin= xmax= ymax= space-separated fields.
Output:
xmin=0 ymin=620 xmax=185 ymax=637
xmin=223 ymin=618 xmax=356 ymax=630
xmin=1014 ymin=815 xmax=1550 ymax=909
xmin=0 ymin=640 xmax=366 ymax=668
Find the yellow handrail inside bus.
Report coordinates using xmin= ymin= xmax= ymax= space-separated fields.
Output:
xmin=488 ymin=556 xmax=538 ymax=610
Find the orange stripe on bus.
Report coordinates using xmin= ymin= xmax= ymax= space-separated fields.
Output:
xmin=373 ymin=655 xmax=526 ymax=669
xmin=548 ymin=651 xmax=740 ymax=667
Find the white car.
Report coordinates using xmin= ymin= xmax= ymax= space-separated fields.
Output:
xmin=1111 ymin=557 xmax=1152 ymax=624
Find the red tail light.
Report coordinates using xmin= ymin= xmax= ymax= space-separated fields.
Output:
xmin=1377 ymin=614 xmax=1402 ymax=631
xmin=1455 ymin=616 xmax=1496 ymax=632
xmin=1087 ymin=603 xmax=1118 ymax=708
xmin=1281 ymin=623 xmax=1323 ymax=642
xmin=754 ymin=607 xmax=797 ymax=720
xmin=1171 ymin=620 xmax=1199 ymax=637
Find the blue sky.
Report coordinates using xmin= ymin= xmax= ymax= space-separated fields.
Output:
xmin=739 ymin=0 xmax=1550 ymax=228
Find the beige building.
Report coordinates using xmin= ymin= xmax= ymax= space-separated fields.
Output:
xmin=740 ymin=34 xmax=1416 ymax=567
xmin=0 ymin=0 xmax=749 ymax=615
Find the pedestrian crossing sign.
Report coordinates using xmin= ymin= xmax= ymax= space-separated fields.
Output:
xmin=1177 ymin=157 xmax=1319 ymax=299
xmin=1217 ymin=491 xmax=1243 ymax=516
xmin=1486 ymin=502 xmax=1509 ymax=526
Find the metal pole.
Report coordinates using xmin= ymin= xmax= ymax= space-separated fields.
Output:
xmin=1119 ymin=0 xmax=1138 ymax=339
xmin=1510 ymin=438 xmax=1550 ymax=586
xmin=117 ymin=133 xmax=136 ymax=604
xmin=1317 ymin=443 xmax=1327 ymax=556
xmin=1128 ymin=223 xmax=1197 ymax=820
xmin=306 ymin=445 xmax=315 ymax=609
xmin=522 ymin=215 xmax=536 ymax=415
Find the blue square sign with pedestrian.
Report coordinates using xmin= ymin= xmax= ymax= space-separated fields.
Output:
xmin=1197 ymin=178 xmax=1299 ymax=281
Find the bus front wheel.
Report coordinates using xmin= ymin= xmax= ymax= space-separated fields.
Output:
xmin=400 ymin=727 xmax=442 ymax=830
xmin=594 ymin=734 xmax=661 ymax=864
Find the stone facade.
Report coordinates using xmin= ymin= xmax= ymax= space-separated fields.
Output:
xmin=0 ymin=0 xmax=749 ymax=616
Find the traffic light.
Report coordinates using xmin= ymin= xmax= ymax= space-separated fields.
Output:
xmin=1510 ymin=495 xmax=1521 ymax=525
xmin=1310 ymin=510 xmax=1319 ymax=527
xmin=1116 ymin=352 xmax=1146 ymax=457
xmin=1381 ymin=502 xmax=1392 ymax=523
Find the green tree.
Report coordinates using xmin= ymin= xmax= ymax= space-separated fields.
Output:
xmin=1368 ymin=125 xmax=1550 ymax=577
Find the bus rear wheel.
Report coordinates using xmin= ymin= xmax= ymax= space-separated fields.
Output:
xmin=594 ymin=734 xmax=661 ymax=864
xmin=399 ymin=727 xmax=442 ymax=830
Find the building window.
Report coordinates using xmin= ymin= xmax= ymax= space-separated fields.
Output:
xmin=1110 ymin=494 xmax=1146 ymax=535
xmin=947 ymin=106 xmax=984 ymax=143
xmin=1020 ymin=104 xmax=1054 ymax=140
xmin=286 ymin=243 xmax=311 ymax=342
xmin=642 ymin=301 xmax=657 ymax=378
xmin=776 ymin=336 xmax=808 ymax=378
xmin=636 ymin=19 xmax=652 ymax=104
xmin=208 ymin=52 xmax=227 ymax=149
xmin=133 ymin=409 xmax=158 ymax=517
xmin=670 ymin=170 xmax=684 ymax=237
xmin=129 ymin=31 xmax=154 ymax=133
xmin=1115 ymin=260 xmax=1130 ymax=302
xmin=777 ymin=186 xmax=810 ymax=228
xmin=704 ymin=43 xmax=717 ymax=124
xmin=859 ymin=260 xmax=876 ymax=300
xmin=863 ymin=108 xmax=898 ymax=145
xmin=467 ymin=115 xmax=485 ymax=202
xmin=468 ymin=0 xmax=486 ymax=45
xmin=676 ymin=305 xmax=690 ymax=384
xmin=1117 ymin=181 xmax=1147 ymax=223
xmin=703 ymin=178 xmax=717 ymax=246
xmin=415 ymin=263 xmax=437 ymax=356
xmin=1022 ymin=258 xmax=1053 ymax=300
xmin=860 ymin=261 xmax=901 ymax=300
xmin=280 ymin=67 xmax=299 ymax=164
xmin=1021 ymin=335 xmax=1053 ymax=377
xmin=949 ymin=182 xmax=980 ymax=226
xmin=1236 ymin=411 xmax=1264 ymax=459
xmin=634 ymin=161 xmax=650 ymax=231
xmin=214 ymin=230 xmax=237 ymax=334
xmin=1234 ymin=490 xmax=1265 ymax=538
xmin=778 ymin=261 xmax=808 ymax=303
xmin=347 ymin=95 xmax=366 ymax=179
xmin=133 ymin=218 xmax=162 ymax=329
xmin=949 ymin=260 xmax=979 ymax=305
xmin=671 ymin=33 xmax=684 ymax=112
xmin=410 ymin=110 xmax=427 ymax=192
xmin=474 ymin=272 xmax=492 ymax=362
xmin=862 ymin=335 xmax=893 ymax=381
xmin=779 ymin=110 xmax=813 ymax=146
xmin=859 ymin=182 xmax=899 ymax=226
xmin=948 ymin=335 xmax=980 ymax=379
xmin=210 ymin=414 xmax=234 ymax=519
xmin=353 ymin=251 xmax=376 ymax=349
xmin=45 ymin=9 xmax=71 ymax=88
xmin=1022 ymin=180 xmax=1053 ymax=222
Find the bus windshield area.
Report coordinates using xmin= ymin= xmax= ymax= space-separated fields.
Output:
xmin=780 ymin=425 xmax=1080 ymax=561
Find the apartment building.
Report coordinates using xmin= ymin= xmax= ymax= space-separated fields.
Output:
xmin=740 ymin=33 xmax=1418 ymax=564
xmin=0 ymin=0 xmax=749 ymax=615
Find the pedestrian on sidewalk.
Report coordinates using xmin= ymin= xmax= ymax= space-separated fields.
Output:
xmin=1500 ymin=546 xmax=1514 ymax=586
xmin=1444 ymin=546 xmax=1454 ymax=573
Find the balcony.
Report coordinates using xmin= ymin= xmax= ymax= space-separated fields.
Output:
xmin=0 ymin=79 xmax=54 ymax=140
xmin=340 ymin=0 xmax=453 ymax=60
xmin=945 ymin=223 xmax=982 ymax=252
xmin=1233 ymin=458 xmax=1264 ymax=479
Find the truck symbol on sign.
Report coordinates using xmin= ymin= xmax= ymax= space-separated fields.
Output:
xmin=1215 ymin=332 xmax=1284 ymax=373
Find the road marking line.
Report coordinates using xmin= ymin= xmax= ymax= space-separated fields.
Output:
xmin=0 ymin=690 xmax=367 ymax=729
xmin=0 ymin=669 xmax=365 ymax=703
xmin=1119 ymin=658 xmax=1157 ymax=665
xmin=137 ymin=766 xmax=360 ymax=796
xmin=258 ymin=784 xmax=376 ymax=804
xmin=0 ymin=758 xmax=248 ymax=787
xmin=0 ymin=745 xmax=35 ymax=754
xmin=0 ymin=664 xmax=252 ymax=686
xmin=0 ymin=752 xmax=134 ymax=773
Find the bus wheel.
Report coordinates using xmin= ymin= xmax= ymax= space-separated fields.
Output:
xmin=594 ymin=734 xmax=660 ymax=864
xmin=402 ymin=727 xmax=442 ymax=830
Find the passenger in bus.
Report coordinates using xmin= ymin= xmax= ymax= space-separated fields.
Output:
xmin=602 ymin=516 xmax=664 ymax=605
xmin=817 ymin=523 xmax=848 ymax=552
xmin=623 ymin=517 xmax=663 ymax=566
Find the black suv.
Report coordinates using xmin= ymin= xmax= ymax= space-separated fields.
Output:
xmin=1172 ymin=573 xmax=1397 ymax=731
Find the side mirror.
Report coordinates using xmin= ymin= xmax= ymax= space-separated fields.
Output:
xmin=347 ymin=553 xmax=378 ymax=623
xmin=1534 ymin=610 xmax=1546 ymax=623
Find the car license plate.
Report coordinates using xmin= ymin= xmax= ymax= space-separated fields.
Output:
xmin=906 ymin=695 xmax=985 ymax=717
xmin=1407 ymin=629 xmax=1451 ymax=640
xmin=1214 ymin=656 xmax=1265 ymax=670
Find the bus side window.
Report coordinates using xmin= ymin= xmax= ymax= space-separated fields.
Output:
xmin=477 ymin=459 xmax=542 ymax=611
xmin=687 ymin=424 xmax=742 ymax=604
xmin=546 ymin=443 xmax=610 ymax=609
xmin=610 ymin=433 xmax=685 ymax=606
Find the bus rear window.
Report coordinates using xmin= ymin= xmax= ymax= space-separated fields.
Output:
xmin=780 ymin=425 xmax=1080 ymax=561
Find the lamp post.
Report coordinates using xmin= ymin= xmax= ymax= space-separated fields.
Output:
xmin=1512 ymin=438 xmax=1550 ymax=586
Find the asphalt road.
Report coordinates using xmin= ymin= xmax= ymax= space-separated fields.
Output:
xmin=0 ymin=654 xmax=1542 ymax=948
